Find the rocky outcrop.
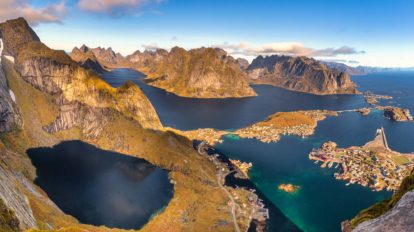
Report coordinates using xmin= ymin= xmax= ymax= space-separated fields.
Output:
xmin=351 ymin=190 xmax=414 ymax=232
xmin=141 ymin=47 xmax=257 ymax=98
xmin=70 ymin=45 xmax=106 ymax=74
xmin=0 ymin=39 xmax=22 ymax=133
xmin=248 ymin=55 xmax=359 ymax=95
xmin=383 ymin=107 xmax=413 ymax=122
xmin=0 ymin=165 xmax=37 ymax=230
xmin=0 ymin=18 xmax=40 ymax=57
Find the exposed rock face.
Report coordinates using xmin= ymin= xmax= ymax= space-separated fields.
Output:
xmin=0 ymin=165 xmax=37 ymax=230
xmin=248 ymin=55 xmax=359 ymax=95
xmin=141 ymin=47 xmax=257 ymax=98
xmin=0 ymin=39 xmax=22 ymax=133
xmin=89 ymin=47 xmax=129 ymax=68
xmin=0 ymin=18 xmax=40 ymax=57
xmin=383 ymin=107 xmax=413 ymax=122
xmin=352 ymin=190 xmax=414 ymax=232
xmin=0 ymin=18 xmax=162 ymax=136
xmin=70 ymin=45 xmax=106 ymax=73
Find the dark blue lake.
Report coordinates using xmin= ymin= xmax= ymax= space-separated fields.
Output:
xmin=28 ymin=141 xmax=173 ymax=230
xmin=101 ymin=69 xmax=414 ymax=232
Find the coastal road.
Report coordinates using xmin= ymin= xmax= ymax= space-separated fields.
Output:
xmin=217 ymin=170 xmax=241 ymax=232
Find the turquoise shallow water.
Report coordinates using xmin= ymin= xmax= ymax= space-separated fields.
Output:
xmin=101 ymin=69 xmax=414 ymax=231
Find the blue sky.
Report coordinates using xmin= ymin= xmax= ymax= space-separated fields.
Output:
xmin=1 ymin=0 xmax=413 ymax=67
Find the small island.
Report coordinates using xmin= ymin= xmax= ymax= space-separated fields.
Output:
xmin=230 ymin=159 xmax=253 ymax=178
xmin=278 ymin=183 xmax=301 ymax=193
xmin=309 ymin=127 xmax=414 ymax=191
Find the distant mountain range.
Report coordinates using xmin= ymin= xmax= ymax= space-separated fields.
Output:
xmin=71 ymin=45 xmax=360 ymax=97
xmin=321 ymin=61 xmax=414 ymax=76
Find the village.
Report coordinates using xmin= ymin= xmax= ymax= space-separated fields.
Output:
xmin=309 ymin=128 xmax=414 ymax=191
xmin=196 ymin=141 xmax=269 ymax=231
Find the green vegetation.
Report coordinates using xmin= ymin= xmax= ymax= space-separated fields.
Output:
xmin=392 ymin=155 xmax=411 ymax=165
xmin=350 ymin=169 xmax=414 ymax=228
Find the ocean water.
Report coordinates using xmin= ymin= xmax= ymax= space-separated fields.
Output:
xmin=28 ymin=141 xmax=173 ymax=230
xmin=101 ymin=69 xmax=414 ymax=231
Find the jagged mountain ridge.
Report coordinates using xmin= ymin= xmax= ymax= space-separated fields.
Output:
xmin=70 ymin=45 xmax=106 ymax=74
xmin=248 ymin=55 xmax=359 ymax=95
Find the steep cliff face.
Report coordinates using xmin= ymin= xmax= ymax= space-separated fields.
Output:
xmin=0 ymin=38 xmax=22 ymax=133
xmin=70 ymin=45 xmax=106 ymax=74
xmin=141 ymin=47 xmax=257 ymax=98
xmin=248 ymin=55 xmax=359 ymax=95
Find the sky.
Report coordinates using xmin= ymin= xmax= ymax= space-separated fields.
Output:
xmin=0 ymin=0 xmax=413 ymax=67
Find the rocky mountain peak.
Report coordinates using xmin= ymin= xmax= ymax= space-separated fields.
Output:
xmin=0 ymin=17 xmax=40 ymax=57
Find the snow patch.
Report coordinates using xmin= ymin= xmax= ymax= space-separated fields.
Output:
xmin=4 ymin=55 xmax=14 ymax=63
xmin=9 ymin=90 xmax=16 ymax=102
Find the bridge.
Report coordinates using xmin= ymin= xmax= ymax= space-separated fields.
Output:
xmin=377 ymin=127 xmax=390 ymax=150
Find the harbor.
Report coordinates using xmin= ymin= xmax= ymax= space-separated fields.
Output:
xmin=309 ymin=128 xmax=414 ymax=191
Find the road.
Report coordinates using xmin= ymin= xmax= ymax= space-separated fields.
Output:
xmin=217 ymin=170 xmax=241 ymax=232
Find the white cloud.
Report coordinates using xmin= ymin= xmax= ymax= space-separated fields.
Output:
xmin=214 ymin=42 xmax=365 ymax=58
xmin=78 ymin=0 xmax=164 ymax=15
xmin=0 ymin=0 xmax=67 ymax=26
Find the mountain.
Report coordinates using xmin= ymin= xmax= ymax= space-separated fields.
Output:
xmin=89 ymin=46 xmax=129 ymax=68
xmin=71 ymin=45 xmax=129 ymax=69
xmin=236 ymin=58 xmax=249 ymax=70
xmin=138 ymin=47 xmax=257 ymax=98
xmin=0 ymin=17 xmax=257 ymax=232
xmin=321 ymin=61 xmax=384 ymax=76
xmin=70 ymin=45 xmax=106 ymax=73
xmin=248 ymin=55 xmax=359 ymax=95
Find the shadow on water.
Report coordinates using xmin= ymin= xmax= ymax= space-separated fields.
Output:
xmin=27 ymin=140 xmax=173 ymax=230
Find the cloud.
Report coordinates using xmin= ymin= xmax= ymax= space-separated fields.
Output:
xmin=214 ymin=42 xmax=365 ymax=58
xmin=321 ymin=59 xmax=360 ymax=64
xmin=78 ymin=0 xmax=164 ymax=16
xmin=141 ymin=43 xmax=160 ymax=51
xmin=0 ymin=0 xmax=67 ymax=26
